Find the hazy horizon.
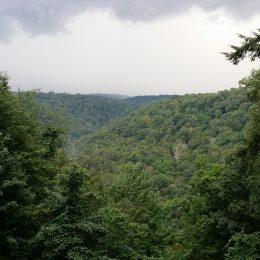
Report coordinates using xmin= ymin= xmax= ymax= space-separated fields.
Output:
xmin=1 ymin=1 xmax=260 ymax=95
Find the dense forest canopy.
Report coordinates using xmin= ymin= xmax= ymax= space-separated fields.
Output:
xmin=36 ymin=92 xmax=173 ymax=141
xmin=0 ymin=28 xmax=259 ymax=259
xmin=76 ymin=87 xmax=250 ymax=178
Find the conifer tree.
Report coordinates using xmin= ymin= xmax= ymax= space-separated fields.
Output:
xmin=223 ymin=29 xmax=260 ymax=64
xmin=0 ymin=72 xmax=62 ymax=259
xmin=31 ymin=167 xmax=106 ymax=259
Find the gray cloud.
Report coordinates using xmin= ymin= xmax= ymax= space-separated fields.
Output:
xmin=0 ymin=0 xmax=259 ymax=42
xmin=104 ymin=0 xmax=260 ymax=20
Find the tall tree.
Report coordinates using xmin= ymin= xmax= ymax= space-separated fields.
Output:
xmin=105 ymin=163 xmax=173 ymax=259
xmin=174 ymin=34 xmax=260 ymax=260
xmin=31 ymin=167 xmax=106 ymax=259
xmin=175 ymin=70 xmax=260 ymax=258
xmin=223 ymin=69 xmax=260 ymax=259
xmin=0 ymin=72 xmax=62 ymax=259
xmin=223 ymin=34 xmax=260 ymax=259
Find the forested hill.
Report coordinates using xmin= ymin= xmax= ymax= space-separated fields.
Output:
xmin=2 ymin=26 xmax=260 ymax=259
xmin=126 ymin=94 xmax=176 ymax=104
xmin=76 ymin=87 xmax=251 ymax=179
xmin=35 ymin=92 xmax=173 ymax=140
xmin=2 ymin=72 xmax=259 ymax=259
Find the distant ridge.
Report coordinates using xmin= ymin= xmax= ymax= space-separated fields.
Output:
xmin=35 ymin=92 xmax=172 ymax=140
xmin=126 ymin=95 xmax=177 ymax=104
xmin=91 ymin=93 xmax=129 ymax=99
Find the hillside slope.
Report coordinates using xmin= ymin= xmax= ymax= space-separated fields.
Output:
xmin=36 ymin=92 xmax=173 ymax=140
xmin=76 ymin=87 xmax=251 ymax=187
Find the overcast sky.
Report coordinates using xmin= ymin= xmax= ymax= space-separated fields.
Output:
xmin=0 ymin=1 xmax=260 ymax=95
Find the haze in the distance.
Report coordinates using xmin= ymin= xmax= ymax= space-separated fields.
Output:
xmin=0 ymin=0 xmax=259 ymax=95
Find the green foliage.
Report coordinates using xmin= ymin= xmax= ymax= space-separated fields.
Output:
xmin=36 ymin=92 xmax=172 ymax=141
xmin=175 ymin=70 xmax=260 ymax=259
xmin=73 ymin=73 xmax=258 ymax=259
xmin=41 ymin=127 xmax=64 ymax=158
xmin=1 ymin=65 xmax=259 ymax=259
xmin=173 ymin=159 xmax=228 ymax=259
xmin=225 ymin=232 xmax=260 ymax=260
xmin=0 ymin=72 xmax=63 ymax=258
xmin=223 ymin=29 xmax=260 ymax=64
xmin=83 ymin=163 xmax=173 ymax=259
xmin=108 ymin=164 xmax=172 ymax=257
xmin=99 ymin=207 xmax=149 ymax=259
xmin=31 ymin=167 xmax=106 ymax=259
xmin=77 ymin=87 xmax=250 ymax=185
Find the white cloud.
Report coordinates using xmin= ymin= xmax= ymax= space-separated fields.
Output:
xmin=0 ymin=9 xmax=259 ymax=95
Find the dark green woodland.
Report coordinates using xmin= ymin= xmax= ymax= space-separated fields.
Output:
xmin=0 ymin=30 xmax=259 ymax=259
